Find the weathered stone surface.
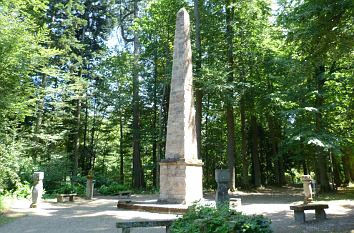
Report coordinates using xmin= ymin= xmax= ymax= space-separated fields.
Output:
xmin=215 ymin=169 xmax=230 ymax=204
xmin=159 ymin=8 xmax=203 ymax=204
xmin=86 ymin=178 xmax=94 ymax=200
xmin=302 ymin=175 xmax=313 ymax=204
xmin=165 ymin=8 xmax=197 ymax=161
xmin=30 ymin=172 xmax=44 ymax=208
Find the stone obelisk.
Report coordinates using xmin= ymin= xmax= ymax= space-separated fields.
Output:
xmin=159 ymin=8 xmax=203 ymax=204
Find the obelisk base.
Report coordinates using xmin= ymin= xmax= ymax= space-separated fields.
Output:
xmin=159 ymin=159 xmax=203 ymax=204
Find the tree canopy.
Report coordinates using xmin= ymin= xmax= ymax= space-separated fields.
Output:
xmin=0 ymin=0 xmax=353 ymax=195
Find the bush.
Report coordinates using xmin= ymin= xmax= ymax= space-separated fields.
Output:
xmin=98 ymin=182 xmax=128 ymax=195
xmin=53 ymin=183 xmax=85 ymax=196
xmin=13 ymin=181 xmax=31 ymax=198
xmin=170 ymin=204 xmax=272 ymax=233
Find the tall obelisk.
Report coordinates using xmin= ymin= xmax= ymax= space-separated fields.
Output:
xmin=159 ymin=8 xmax=203 ymax=204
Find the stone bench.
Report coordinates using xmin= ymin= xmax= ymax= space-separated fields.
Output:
xmin=116 ymin=219 xmax=174 ymax=233
xmin=290 ymin=203 xmax=329 ymax=223
xmin=116 ymin=191 xmax=132 ymax=198
xmin=57 ymin=193 xmax=77 ymax=203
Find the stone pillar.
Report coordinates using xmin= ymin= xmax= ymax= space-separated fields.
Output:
xmin=215 ymin=169 xmax=230 ymax=205
xmin=30 ymin=172 xmax=44 ymax=208
xmin=159 ymin=8 xmax=203 ymax=204
xmin=86 ymin=178 xmax=94 ymax=199
xmin=302 ymin=175 xmax=313 ymax=204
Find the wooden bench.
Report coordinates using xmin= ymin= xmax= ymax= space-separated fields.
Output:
xmin=57 ymin=193 xmax=77 ymax=203
xmin=116 ymin=219 xmax=174 ymax=233
xmin=116 ymin=190 xmax=132 ymax=199
xmin=290 ymin=203 xmax=329 ymax=223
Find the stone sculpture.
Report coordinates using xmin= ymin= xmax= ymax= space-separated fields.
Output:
xmin=30 ymin=172 xmax=44 ymax=208
xmin=302 ymin=175 xmax=313 ymax=204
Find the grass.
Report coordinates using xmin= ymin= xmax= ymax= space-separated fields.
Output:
xmin=315 ymin=186 xmax=354 ymax=201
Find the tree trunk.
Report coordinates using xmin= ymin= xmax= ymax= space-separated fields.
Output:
xmin=33 ymin=75 xmax=48 ymax=163
xmin=225 ymin=0 xmax=236 ymax=191
xmin=314 ymin=65 xmax=331 ymax=192
xmin=132 ymin=0 xmax=144 ymax=188
xmin=73 ymin=98 xmax=81 ymax=181
xmin=119 ymin=115 xmax=124 ymax=183
xmin=342 ymin=147 xmax=354 ymax=184
xmin=240 ymin=97 xmax=249 ymax=187
xmin=83 ymin=97 xmax=89 ymax=173
xmin=89 ymin=100 xmax=97 ymax=170
xmin=251 ymin=115 xmax=261 ymax=187
xmin=194 ymin=0 xmax=203 ymax=160
xmin=152 ymin=49 xmax=158 ymax=188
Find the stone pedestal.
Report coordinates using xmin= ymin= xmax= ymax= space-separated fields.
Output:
xmin=215 ymin=169 xmax=230 ymax=205
xmin=30 ymin=172 xmax=44 ymax=208
xmin=302 ymin=175 xmax=313 ymax=204
xmin=86 ymin=178 xmax=94 ymax=200
xmin=160 ymin=159 xmax=203 ymax=204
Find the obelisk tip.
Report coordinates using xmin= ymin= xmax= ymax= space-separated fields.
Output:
xmin=177 ymin=7 xmax=188 ymax=17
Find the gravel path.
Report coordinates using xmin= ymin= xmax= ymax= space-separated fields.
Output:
xmin=0 ymin=188 xmax=353 ymax=233
xmin=0 ymin=197 xmax=177 ymax=233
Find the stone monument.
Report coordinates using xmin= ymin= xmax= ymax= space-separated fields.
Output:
xmin=302 ymin=175 xmax=313 ymax=204
xmin=30 ymin=172 xmax=44 ymax=208
xmin=159 ymin=8 xmax=203 ymax=204
xmin=215 ymin=169 xmax=230 ymax=205
xmin=86 ymin=171 xmax=94 ymax=200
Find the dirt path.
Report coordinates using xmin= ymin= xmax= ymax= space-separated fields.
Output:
xmin=0 ymin=188 xmax=353 ymax=233
xmin=234 ymin=187 xmax=354 ymax=233
xmin=0 ymin=197 xmax=176 ymax=233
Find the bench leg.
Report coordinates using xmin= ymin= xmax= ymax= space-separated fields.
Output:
xmin=122 ymin=228 xmax=130 ymax=233
xmin=69 ymin=196 xmax=74 ymax=202
xmin=315 ymin=209 xmax=326 ymax=220
xmin=294 ymin=210 xmax=305 ymax=223
xmin=57 ymin=196 xmax=64 ymax=203
xmin=166 ymin=225 xmax=171 ymax=233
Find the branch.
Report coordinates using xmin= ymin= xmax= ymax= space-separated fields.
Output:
xmin=120 ymin=9 xmax=134 ymax=43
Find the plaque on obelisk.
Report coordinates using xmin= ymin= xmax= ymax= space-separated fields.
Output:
xmin=159 ymin=8 xmax=203 ymax=204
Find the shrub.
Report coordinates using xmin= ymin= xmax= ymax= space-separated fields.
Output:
xmin=53 ymin=183 xmax=85 ymax=196
xmin=13 ymin=181 xmax=31 ymax=198
xmin=170 ymin=204 xmax=272 ymax=233
xmin=98 ymin=182 xmax=128 ymax=195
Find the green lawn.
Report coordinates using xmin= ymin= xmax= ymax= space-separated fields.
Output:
xmin=316 ymin=186 xmax=354 ymax=201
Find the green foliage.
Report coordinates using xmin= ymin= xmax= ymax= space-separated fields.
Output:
xmin=98 ymin=182 xmax=129 ymax=195
xmin=39 ymin=155 xmax=71 ymax=193
xmin=171 ymin=204 xmax=272 ymax=233
xmin=13 ymin=182 xmax=31 ymax=199
xmin=53 ymin=183 xmax=85 ymax=196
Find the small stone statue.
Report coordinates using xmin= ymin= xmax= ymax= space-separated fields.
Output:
xmin=302 ymin=175 xmax=313 ymax=204
xmin=30 ymin=172 xmax=44 ymax=208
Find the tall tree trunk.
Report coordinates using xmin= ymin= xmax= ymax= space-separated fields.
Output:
xmin=225 ymin=0 xmax=236 ymax=191
xmin=83 ymin=97 xmax=89 ymax=173
xmin=240 ymin=97 xmax=249 ymax=187
xmin=89 ymin=99 xmax=97 ymax=169
xmin=251 ymin=115 xmax=261 ymax=187
xmin=156 ymin=85 xmax=167 ymax=188
xmin=33 ymin=75 xmax=48 ymax=163
xmin=152 ymin=49 xmax=158 ymax=188
xmin=132 ymin=0 xmax=144 ymax=188
xmin=267 ymin=114 xmax=285 ymax=186
xmin=342 ymin=149 xmax=354 ymax=184
xmin=314 ymin=64 xmax=331 ymax=192
xmin=194 ymin=0 xmax=203 ymax=160
xmin=73 ymin=98 xmax=81 ymax=181
xmin=119 ymin=115 xmax=124 ymax=183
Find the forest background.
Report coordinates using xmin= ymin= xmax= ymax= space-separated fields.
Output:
xmin=0 ymin=0 xmax=353 ymax=200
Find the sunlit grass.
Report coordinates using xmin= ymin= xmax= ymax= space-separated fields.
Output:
xmin=315 ymin=185 xmax=354 ymax=201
